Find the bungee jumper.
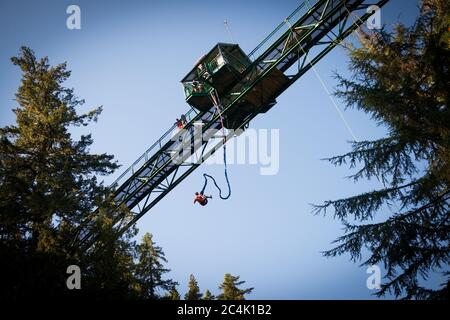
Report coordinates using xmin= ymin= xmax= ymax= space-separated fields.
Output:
xmin=194 ymin=89 xmax=231 ymax=206
xmin=193 ymin=192 xmax=212 ymax=206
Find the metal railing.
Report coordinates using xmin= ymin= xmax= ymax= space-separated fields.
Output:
xmin=109 ymin=107 xmax=198 ymax=190
xmin=182 ymin=80 xmax=214 ymax=98
xmin=247 ymin=0 xmax=318 ymax=61
xmin=109 ymin=1 xmax=316 ymax=193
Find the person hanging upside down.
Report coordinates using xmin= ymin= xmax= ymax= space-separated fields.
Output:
xmin=194 ymin=192 xmax=212 ymax=206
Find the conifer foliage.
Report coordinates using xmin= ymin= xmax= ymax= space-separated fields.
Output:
xmin=217 ymin=273 xmax=254 ymax=300
xmin=184 ymin=274 xmax=202 ymax=300
xmin=0 ymin=47 xmax=178 ymax=299
xmin=135 ymin=233 xmax=178 ymax=299
xmin=315 ymin=0 xmax=449 ymax=299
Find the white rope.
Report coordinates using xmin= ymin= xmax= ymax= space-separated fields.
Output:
xmin=285 ymin=19 xmax=359 ymax=141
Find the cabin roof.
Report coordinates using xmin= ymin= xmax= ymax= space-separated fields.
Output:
xmin=181 ymin=43 xmax=239 ymax=82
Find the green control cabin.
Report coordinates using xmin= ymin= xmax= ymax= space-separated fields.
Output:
xmin=181 ymin=43 xmax=250 ymax=110
xmin=181 ymin=43 xmax=289 ymax=129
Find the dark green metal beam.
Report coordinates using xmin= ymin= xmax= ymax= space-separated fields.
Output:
xmin=77 ymin=0 xmax=390 ymax=249
xmin=114 ymin=0 xmax=390 ymax=238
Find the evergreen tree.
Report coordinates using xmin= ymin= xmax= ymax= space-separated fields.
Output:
xmin=163 ymin=285 xmax=181 ymax=300
xmin=315 ymin=0 xmax=449 ymax=299
xmin=217 ymin=274 xmax=253 ymax=300
xmin=80 ymin=211 xmax=139 ymax=299
xmin=202 ymin=289 xmax=215 ymax=300
xmin=0 ymin=46 xmax=137 ymax=299
xmin=134 ymin=233 xmax=177 ymax=299
xmin=184 ymin=274 xmax=202 ymax=300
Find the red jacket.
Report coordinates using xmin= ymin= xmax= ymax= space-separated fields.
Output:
xmin=194 ymin=194 xmax=208 ymax=206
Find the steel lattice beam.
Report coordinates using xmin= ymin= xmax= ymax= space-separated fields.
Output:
xmin=76 ymin=0 xmax=389 ymax=249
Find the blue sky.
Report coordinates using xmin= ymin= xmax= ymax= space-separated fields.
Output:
xmin=0 ymin=0 xmax=428 ymax=299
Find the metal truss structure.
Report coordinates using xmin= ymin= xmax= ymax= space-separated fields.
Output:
xmin=77 ymin=0 xmax=389 ymax=249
